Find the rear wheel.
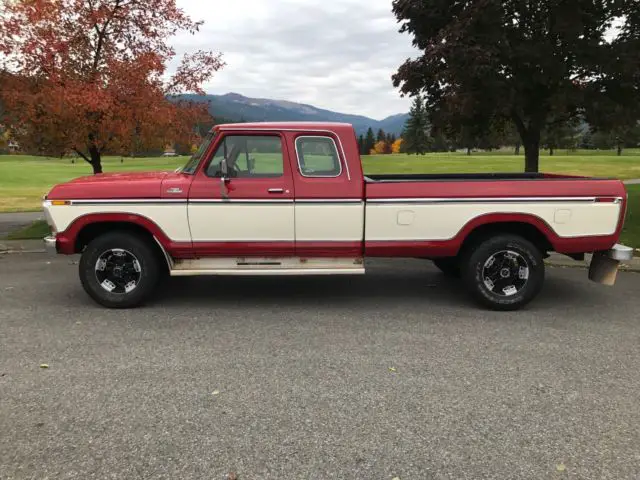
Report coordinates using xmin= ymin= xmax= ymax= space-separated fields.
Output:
xmin=461 ymin=234 xmax=545 ymax=311
xmin=79 ymin=232 xmax=161 ymax=308
xmin=432 ymin=257 xmax=461 ymax=277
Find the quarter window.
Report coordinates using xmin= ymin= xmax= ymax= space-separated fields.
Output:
xmin=207 ymin=135 xmax=284 ymax=178
xmin=295 ymin=136 xmax=342 ymax=177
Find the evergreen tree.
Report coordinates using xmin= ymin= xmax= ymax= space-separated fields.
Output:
xmin=364 ymin=127 xmax=376 ymax=155
xmin=376 ymin=128 xmax=386 ymax=143
xmin=357 ymin=134 xmax=365 ymax=155
xmin=403 ymin=96 xmax=430 ymax=155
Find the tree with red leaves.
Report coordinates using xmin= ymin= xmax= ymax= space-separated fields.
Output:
xmin=0 ymin=0 xmax=224 ymax=173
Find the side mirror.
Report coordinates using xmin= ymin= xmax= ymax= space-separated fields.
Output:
xmin=220 ymin=158 xmax=229 ymax=179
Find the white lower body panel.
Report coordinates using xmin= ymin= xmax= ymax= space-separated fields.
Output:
xmin=188 ymin=204 xmax=294 ymax=241
xmin=365 ymin=201 xmax=621 ymax=240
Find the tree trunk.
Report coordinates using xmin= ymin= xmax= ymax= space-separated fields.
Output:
xmin=549 ymin=146 xmax=554 ymax=156
xmin=515 ymin=143 xmax=521 ymax=155
xmin=466 ymin=147 xmax=471 ymax=156
xmin=524 ymin=140 xmax=540 ymax=173
xmin=88 ymin=144 xmax=103 ymax=174
xmin=511 ymin=113 xmax=541 ymax=172
xmin=617 ymin=144 xmax=623 ymax=156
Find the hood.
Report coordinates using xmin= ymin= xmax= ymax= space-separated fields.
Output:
xmin=47 ymin=171 xmax=171 ymax=200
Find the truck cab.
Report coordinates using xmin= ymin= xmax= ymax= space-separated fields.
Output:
xmin=43 ymin=122 xmax=633 ymax=310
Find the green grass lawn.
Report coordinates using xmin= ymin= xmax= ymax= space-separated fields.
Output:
xmin=363 ymin=149 xmax=640 ymax=177
xmin=0 ymin=155 xmax=186 ymax=212
xmin=5 ymin=219 xmax=51 ymax=240
xmin=621 ymin=185 xmax=640 ymax=250
xmin=1 ymin=149 xmax=639 ymax=213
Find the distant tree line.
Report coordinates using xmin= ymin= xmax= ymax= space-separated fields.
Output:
xmin=357 ymin=128 xmax=403 ymax=156
xmin=399 ymin=97 xmax=640 ymax=156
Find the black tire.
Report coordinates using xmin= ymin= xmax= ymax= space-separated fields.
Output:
xmin=433 ymin=257 xmax=461 ymax=277
xmin=79 ymin=232 xmax=161 ymax=308
xmin=461 ymin=234 xmax=545 ymax=311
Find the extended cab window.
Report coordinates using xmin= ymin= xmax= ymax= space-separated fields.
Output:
xmin=295 ymin=136 xmax=342 ymax=177
xmin=207 ymin=135 xmax=284 ymax=178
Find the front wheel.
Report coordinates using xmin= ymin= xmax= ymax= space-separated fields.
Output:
xmin=79 ymin=232 xmax=161 ymax=308
xmin=461 ymin=235 xmax=545 ymax=311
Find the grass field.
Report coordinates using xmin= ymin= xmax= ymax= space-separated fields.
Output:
xmin=1 ymin=149 xmax=639 ymax=212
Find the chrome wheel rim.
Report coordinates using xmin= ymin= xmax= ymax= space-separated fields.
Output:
xmin=482 ymin=250 xmax=529 ymax=297
xmin=95 ymin=249 xmax=142 ymax=294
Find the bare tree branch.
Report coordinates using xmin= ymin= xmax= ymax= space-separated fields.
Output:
xmin=73 ymin=148 xmax=92 ymax=164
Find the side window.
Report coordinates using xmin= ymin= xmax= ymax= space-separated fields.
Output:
xmin=295 ymin=136 xmax=342 ymax=177
xmin=207 ymin=135 xmax=284 ymax=178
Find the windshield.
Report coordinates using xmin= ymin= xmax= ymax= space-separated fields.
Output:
xmin=180 ymin=131 xmax=217 ymax=174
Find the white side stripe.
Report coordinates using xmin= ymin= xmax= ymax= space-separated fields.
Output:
xmin=47 ymin=196 xmax=621 ymax=206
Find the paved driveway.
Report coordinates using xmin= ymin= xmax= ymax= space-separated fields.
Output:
xmin=1 ymin=254 xmax=639 ymax=479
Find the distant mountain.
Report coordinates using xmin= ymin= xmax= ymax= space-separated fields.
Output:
xmin=177 ymin=93 xmax=409 ymax=136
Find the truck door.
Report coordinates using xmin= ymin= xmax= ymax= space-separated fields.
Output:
xmin=188 ymin=133 xmax=295 ymax=256
xmin=286 ymin=132 xmax=364 ymax=257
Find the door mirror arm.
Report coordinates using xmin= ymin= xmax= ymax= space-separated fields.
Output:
xmin=220 ymin=158 xmax=230 ymax=199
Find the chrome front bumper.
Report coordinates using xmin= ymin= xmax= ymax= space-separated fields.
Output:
xmin=44 ymin=235 xmax=57 ymax=254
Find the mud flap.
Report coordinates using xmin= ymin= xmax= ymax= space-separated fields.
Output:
xmin=588 ymin=253 xmax=619 ymax=286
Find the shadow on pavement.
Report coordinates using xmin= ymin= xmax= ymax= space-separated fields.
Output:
xmin=149 ymin=266 xmax=592 ymax=312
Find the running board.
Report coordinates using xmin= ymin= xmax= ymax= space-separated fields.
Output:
xmin=169 ymin=257 xmax=365 ymax=277
xmin=171 ymin=268 xmax=365 ymax=277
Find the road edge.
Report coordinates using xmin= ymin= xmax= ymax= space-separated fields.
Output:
xmin=2 ymin=240 xmax=640 ymax=272
xmin=0 ymin=239 xmax=46 ymax=254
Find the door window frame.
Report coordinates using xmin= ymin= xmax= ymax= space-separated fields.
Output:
xmin=201 ymin=132 xmax=287 ymax=179
xmin=294 ymin=135 xmax=343 ymax=178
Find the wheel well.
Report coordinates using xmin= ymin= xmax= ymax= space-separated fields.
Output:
xmin=74 ymin=221 xmax=169 ymax=271
xmin=460 ymin=222 xmax=553 ymax=256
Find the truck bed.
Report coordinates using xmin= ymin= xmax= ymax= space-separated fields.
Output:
xmin=365 ymin=172 xmax=581 ymax=182
xmin=364 ymin=174 xmax=625 ymax=199
xmin=363 ymin=174 xmax=627 ymax=257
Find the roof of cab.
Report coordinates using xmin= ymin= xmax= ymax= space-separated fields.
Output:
xmin=214 ymin=121 xmax=354 ymax=132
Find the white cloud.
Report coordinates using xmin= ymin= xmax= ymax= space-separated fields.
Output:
xmin=170 ymin=0 xmax=417 ymax=119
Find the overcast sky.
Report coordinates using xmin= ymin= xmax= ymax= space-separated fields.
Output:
xmin=171 ymin=0 xmax=417 ymax=120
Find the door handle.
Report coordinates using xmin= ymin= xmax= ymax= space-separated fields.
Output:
xmin=268 ymin=188 xmax=285 ymax=194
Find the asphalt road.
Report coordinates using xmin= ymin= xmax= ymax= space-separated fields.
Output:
xmin=1 ymin=254 xmax=640 ymax=480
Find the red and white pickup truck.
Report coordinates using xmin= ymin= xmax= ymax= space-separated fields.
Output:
xmin=43 ymin=122 xmax=633 ymax=310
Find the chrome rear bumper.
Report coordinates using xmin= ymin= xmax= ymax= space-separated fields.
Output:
xmin=605 ymin=244 xmax=634 ymax=262
xmin=589 ymin=244 xmax=634 ymax=286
